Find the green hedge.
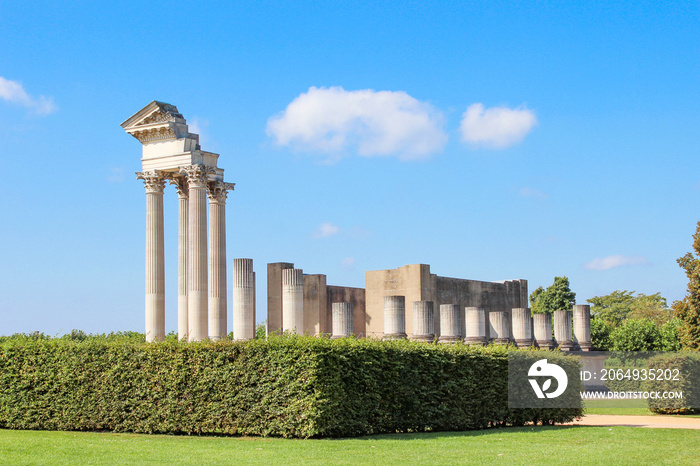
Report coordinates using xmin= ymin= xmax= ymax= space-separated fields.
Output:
xmin=643 ymin=353 xmax=700 ymax=414
xmin=0 ymin=337 xmax=581 ymax=438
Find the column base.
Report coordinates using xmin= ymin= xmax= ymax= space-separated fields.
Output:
xmin=331 ymin=334 xmax=352 ymax=339
xmin=464 ymin=337 xmax=488 ymax=345
xmin=493 ymin=338 xmax=511 ymax=346
xmin=515 ymin=339 xmax=534 ymax=348
xmin=558 ymin=340 xmax=574 ymax=351
xmin=383 ymin=333 xmax=407 ymax=340
xmin=411 ymin=334 xmax=435 ymax=343
xmin=438 ymin=335 xmax=461 ymax=344
xmin=535 ymin=340 xmax=555 ymax=350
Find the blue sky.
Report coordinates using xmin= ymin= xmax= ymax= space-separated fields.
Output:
xmin=1 ymin=1 xmax=698 ymax=335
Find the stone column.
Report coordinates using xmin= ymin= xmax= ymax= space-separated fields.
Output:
xmin=171 ymin=177 xmax=189 ymax=341
xmin=233 ymin=258 xmax=255 ymax=340
xmin=282 ymin=268 xmax=304 ymax=334
xmin=573 ymin=304 xmax=592 ymax=351
xmin=489 ymin=311 xmax=510 ymax=345
xmin=137 ymin=170 xmax=166 ymax=342
xmin=439 ymin=304 xmax=461 ymax=344
xmin=553 ymin=310 xmax=574 ymax=351
xmin=208 ymin=181 xmax=233 ymax=341
xmin=383 ymin=296 xmax=406 ymax=340
xmin=411 ymin=301 xmax=435 ymax=342
xmin=464 ymin=307 xmax=487 ymax=344
xmin=533 ymin=313 xmax=554 ymax=349
xmin=512 ymin=308 xmax=533 ymax=348
xmin=331 ymin=302 xmax=354 ymax=339
xmin=181 ymin=164 xmax=210 ymax=342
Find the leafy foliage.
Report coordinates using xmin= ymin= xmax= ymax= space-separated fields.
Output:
xmin=674 ymin=220 xmax=700 ymax=350
xmin=0 ymin=336 xmax=582 ymax=438
xmin=644 ymin=353 xmax=700 ymax=414
xmin=609 ymin=319 xmax=661 ymax=352
xmin=590 ymin=317 xmax=613 ymax=351
xmin=529 ymin=277 xmax=575 ymax=315
xmin=588 ymin=290 xmax=671 ymax=328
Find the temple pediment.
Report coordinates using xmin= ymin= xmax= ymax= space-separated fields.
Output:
xmin=121 ymin=101 xmax=191 ymax=144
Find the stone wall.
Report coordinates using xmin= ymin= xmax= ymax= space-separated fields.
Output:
xmin=267 ymin=262 xmax=366 ymax=336
xmin=365 ymin=264 xmax=527 ymax=339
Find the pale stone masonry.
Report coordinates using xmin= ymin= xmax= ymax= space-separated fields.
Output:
xmin=331 ymin=302 xmax=354 ymax=338
xmin=411 ymin=301 xmax=435 ymax=342
xmin=123 ymin=101 xmax=234 ymax=342
xmin=533 ymin=313 xmax=554 ymax=349
xmin=282 ymin=268 xmax=304 ymax=334
xmin=511 ymin=308 xmax=533 ymax=348
xmin=266 ymin=262 xmax=366 ymax=337
xmin=136 ymin=171 xmax=166 ymax=342
xmin=553 ymin=310 xmax=574 ymax=351
xmin=233 ymin=258 xmax=255 ymax=341
xmin=573 ymin=304 xmax=592 ymax=351
xmin=365 ymin=264 xmax=527 ymax=340
xmin=383 ymin=296 xmax=407 ymax=339
xmin=438 ymin=304 xmax=461 ymax=343
xmin=464 ymin=307 xmax=488 ymax=344
xmin=489 ymin=311 xmax=510 ymax=344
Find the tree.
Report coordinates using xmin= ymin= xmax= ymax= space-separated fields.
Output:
xmin=590 ymin=317 xmax=612 ymax=351
xmin=587 ymin=290 xmax=636 ymax=327
xmin=674 ymin=220 xmax=700 ymax=350
xmin=530 ymin=276 xmax=576 ymax=314
xmin=628 ymin=292 xmax=672 ymax=325
xmin=609 ymin=318 xmax=661 ymax=352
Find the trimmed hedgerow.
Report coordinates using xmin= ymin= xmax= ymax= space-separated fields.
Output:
xmin=643 ymin=352 xmax=700 ymax=414
xmin=0 ymin=336 xmax=581 ymax=438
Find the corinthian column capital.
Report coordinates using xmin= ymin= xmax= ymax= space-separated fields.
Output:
xmin=180 ymin=164 xmax=214 ymax=188
xmin=169 ymin=175 xmax=189 ymax=198
xmin=136 ymin=170 xmax=167 ymax=194
xmin=207 ymin=181 xmax=235 ymax=204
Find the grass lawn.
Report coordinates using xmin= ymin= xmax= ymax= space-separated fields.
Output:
xmin=584 ymin=399 xmax=700 ymax=417
xmin=1 ymin=426 xmax=698 ymax=465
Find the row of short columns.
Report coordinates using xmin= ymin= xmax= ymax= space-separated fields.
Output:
xmin=379 ymin=296 xmax=592 ymax=349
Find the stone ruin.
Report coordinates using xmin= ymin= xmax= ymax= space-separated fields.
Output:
xmin=122 ymin=102 xmax=592 ymax=350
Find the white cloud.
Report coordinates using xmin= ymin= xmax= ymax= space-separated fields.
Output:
xmin=584 ymin=255 xmax=649 ymax=271
xmin=266 ymin=86 xmax=447 ymax=161
xmin=312 ymin=222 xmax=340 ymax=238
xmin=107 ymin=167 xmax=125 ymax=183
xmin=340 ymin=257 xmax=355 ymax=269
xmin=518 ymin=186 xmax=547 ymax=199
xmin=459 ymin=103 xmax=536 ymax=149
xmin=0 ymin=77 xmax=56 ymax=115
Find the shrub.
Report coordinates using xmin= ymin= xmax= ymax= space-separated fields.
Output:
xmin=0 ymin=337 xmax=582 ymax=438
xmin=643 ymin=353 xmax=700 ymax=414
xmin=609 ymin=319 xmax=661 ymax=352
xmin=590 ymin=318 xmax=612 ymax=351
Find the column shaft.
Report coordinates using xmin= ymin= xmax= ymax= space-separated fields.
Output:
xmin=573 ymin=304 xmax=592 ymax=351
xmin=489 ymin=311 xmax=510 ymax=344
xmin=282 ymin=268 xmax=304 ymax=334
xmin=172 ymin=178 xmax=189 ymax=341
xmin=383 ymin=296 xmax=406 ymax=339
xmin=182 ymin=165 xmax=209 ymax=342
xmin=512 ymin=308 xmax=533 ymax=348
xmin=439 ymin=304 xmax=461 ymax=343
xmin=553 ymin=310 xmax=574 ymax=351
xmin=138 ymin=171 xmax=166 ymax=342
xmin=331 ymin=302 xmax=354 ymax=338
xmin=533 ymin=313 xmax=554 ymax=349
xmin=208 ymin=182 xmax=230 ymax=340
xmin=233 ymin=258 xmax=255 ymax=340
xmin=464 ymin=307 xmax=487 ymax=344
xmin=411 ymin=300 xmax=435 ymax=342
